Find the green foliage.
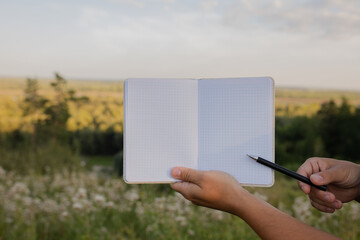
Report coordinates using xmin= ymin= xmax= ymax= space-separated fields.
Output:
xmin=22 ymin=78 xmax=48 ymax=116
xmin=318 ymin=98 xmax=360 ymax=160
xmin=275 ymin=116 xmax=324 ymax=166
xmin=73 ymin=128 xmax=123 ymax=155
xmin=0 ymin=141 xmax=80 ymax=174
xmin=114 ymin=151 xmax=123 ymax=176
xmin=37 ymin=73 xmax=91 ymax=143
xmin=275 ymin=97 xmax=360 ymax=166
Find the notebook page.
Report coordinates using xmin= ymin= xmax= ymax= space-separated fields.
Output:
xmin=124 ymin=79 xmax=198 ymax=183
xmin=198 ymin=78 xmax=274 ymax=186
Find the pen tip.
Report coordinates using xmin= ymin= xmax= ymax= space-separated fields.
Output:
xmin=247 ymin=154 xmax=258 ymax=160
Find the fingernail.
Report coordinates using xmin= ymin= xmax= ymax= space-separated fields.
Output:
xmin=311 ymin=174 xmax=323 ymax=183
xmin=324 ymin=195 xmax=331 ymax=202
xmin=326 ymin=208 xmax=334 ymax=212
xmin=174 ymin=169 xmax=181 ymax=178
xmin=332 ymin=202 xmax=339 ymax=208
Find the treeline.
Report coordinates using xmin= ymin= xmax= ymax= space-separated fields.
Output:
xmin=1 ymin=75 xmax=359 ymax=172
xmin=276 ymin=98 xmax=360 ymax=167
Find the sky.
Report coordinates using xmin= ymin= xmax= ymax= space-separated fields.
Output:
xmin=1 ymin=0 xmax=360 ymax=90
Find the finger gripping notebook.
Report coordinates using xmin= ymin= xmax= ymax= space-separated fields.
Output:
xmin=124 ymin=77 xmax=275 ymax=186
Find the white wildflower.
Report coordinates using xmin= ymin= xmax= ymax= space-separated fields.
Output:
xmin=73 ymin=202 xmax=83 ymax=210
xmin=135 ymin=202 xmax=144 ymax=216
xmin=92 ymin=166 xmax=102 ymax=173
xmin=0 ymin=185 xmax=4 ymax=197
xmin=9 ymin=182 xmax=30 ymax=196
xmin=111 ymin=180 xmax=125 ymax=191
xmin=32 ymin=181 xmax=46 ymax=195
xmin=94 ymin=194 xmax=106 ymax=205
xmin=146 ymin=224 xmax=154 ymax=233
xmin=0 ymin=166 xmax=6 ymax=179
xmin=65 ymin=186 xmax=76 ymax=196
xmin=105 ymin=201 xmax=115 ymax=208
xmin=41 ymin=199 xmax=58 ymax=213
xmin=81 ymin=199 xmax=93 ymax=211
xmin=154 ymin=197 xmax=166 ymax=210
xmin=5 ymin=217 xmax=13 ymax=223
xmin=124 ymin=189 xmax=139 ymax=202
xmin=175 ymin=216 xmax=187 ymax=226
xmin=349 ymin=202 xmax=359 ymax=220
xmin=292 ymin=196 xmax=311 ymax=222
xmin=107 ymin=191 xmax=120 ymax=202
xmin=52 ymin=174 xmax=67 ymax=189
xmin=22 ymin=196 xmax=33 ymax=206
xmin=23 ymin=209 xmax=34 ymax=224
xmin=188 ymin=229 xmax=195 ymax=236
xmin=59 ymin=198 xmax=71 ymax=208
xmin=5 ymin=202 xmax=16 ymax=213
xmin=211 ymin=210 xmax=224 ymax=220
xmin=318 ymin=213 xmax=331 ymax=223
xmin=175 ymin=192 xmax=184 ymax=199
xmin=76 ymin=188 xmax=87 ymax=199
xmin=61 ymin=211 xmax=69 ymax=218
xmin=97 ymin=186 xmax=105 ymax=193
xmin=167 ymin=201 xmax=182 ymax=213
xmin=277 ymin=202 xmax=292 ymax=215
xmin=253 ymin=191 xmax=268 ymax=201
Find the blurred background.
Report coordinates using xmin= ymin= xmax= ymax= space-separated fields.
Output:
xmin=1 ymin=1 xmax=360 ymax=239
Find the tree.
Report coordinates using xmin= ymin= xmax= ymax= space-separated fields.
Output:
xmin=22 ymin=73 xmax=89 ymax=143
xmin=22 ymin=78 xmax=48 ymax=143
xmin=317 ymin=98 xmax=360 ymax=161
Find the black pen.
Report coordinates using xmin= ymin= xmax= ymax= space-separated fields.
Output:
xmin=247 ymin=154 xmax=327 ymax=191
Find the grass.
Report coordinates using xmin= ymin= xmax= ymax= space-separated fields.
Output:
xmin=83 ymin=155 xmax=114 ymax=169
xmin=1 ymin=163 xmax=359 ymax=240
xmin=1 ymin=143 xmax=360 ymax=240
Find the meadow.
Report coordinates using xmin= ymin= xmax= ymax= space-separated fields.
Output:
xmin=1 ymin=76 xmax=360 ymax=239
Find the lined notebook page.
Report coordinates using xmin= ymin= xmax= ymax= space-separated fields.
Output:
xmin=198 ymin=78 xmax=274 ymax=186
xmin=124 ymin=79 xmax=198 ymax=183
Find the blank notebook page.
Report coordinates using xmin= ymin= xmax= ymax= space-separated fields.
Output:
xmin=124 ymin=79 xmax=198 ymax=183
xmin=198 ymin=78 xmax=274 ymax=186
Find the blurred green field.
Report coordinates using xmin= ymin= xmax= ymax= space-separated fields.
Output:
xmin=1 ymin=158 xmax=359 ymax=240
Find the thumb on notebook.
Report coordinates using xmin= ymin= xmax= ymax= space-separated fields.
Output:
xmin=171 ymin=167 xmax=202 ymax=184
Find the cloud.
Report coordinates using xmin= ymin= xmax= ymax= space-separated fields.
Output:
xmin=200 ymin=0 xmax=218 ymax=11
xmin=222 ymin=0 xmax=360 ymax=38
xmin=105 ymin=0 xmax=145 ymax=8
xmin=103 ymin=0 xmax=176 ymax=8
xmin=150 ymin=0 xmax=176 ymax=3
xmin=77 ymin=5 xmax=223 ymax=55
xmin=78 ymin=7 xmax=110 ymax=28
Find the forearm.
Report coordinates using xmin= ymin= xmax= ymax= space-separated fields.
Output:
xmin=231 ymin=188 xmax=342 ymax=240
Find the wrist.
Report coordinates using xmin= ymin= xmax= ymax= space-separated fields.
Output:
xmin=356 ymin=182 xmax=360 ymax=203
xmin=355 ymin=164 xmax=360 ymax=202
xmin=230 ymin=186 xmax=254 ymax=217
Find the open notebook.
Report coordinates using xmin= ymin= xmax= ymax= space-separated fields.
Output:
xmin=124 ymin=77 xmax=275 ymax=186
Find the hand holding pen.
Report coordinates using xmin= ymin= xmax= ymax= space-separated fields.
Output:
xmin=247 ymin=155 xmax=327 ymax=191
xmin=297 ymin=157 xmax=360 ymax=213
